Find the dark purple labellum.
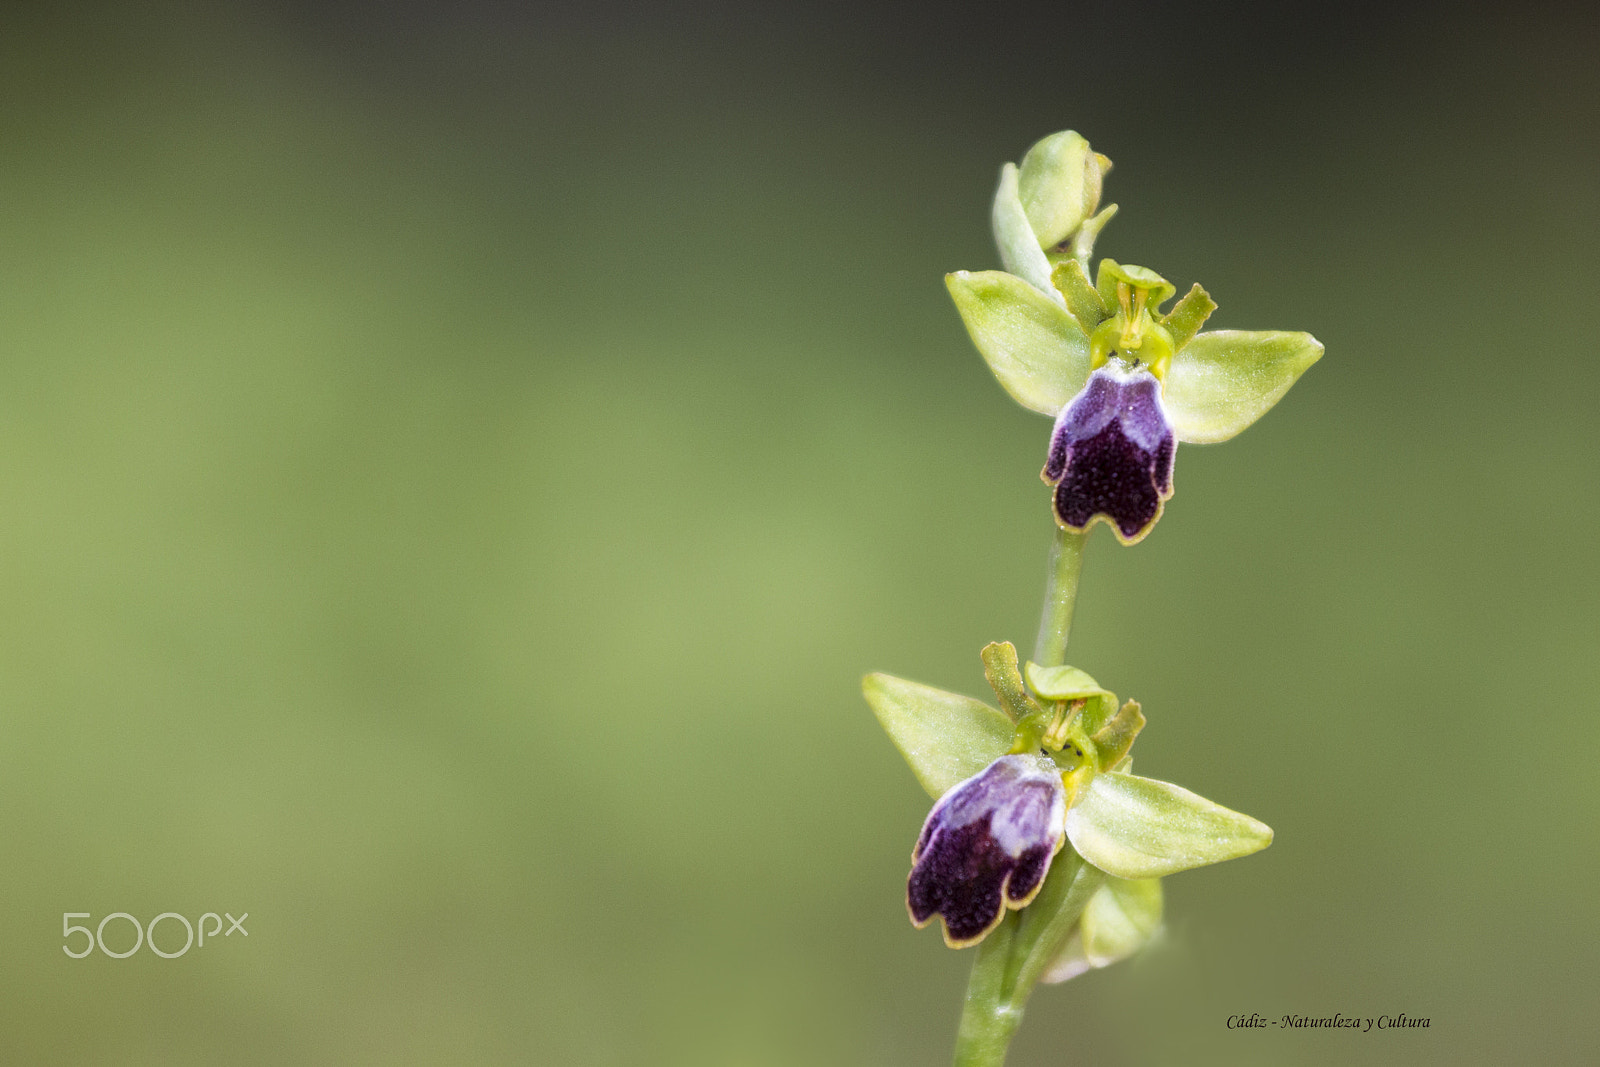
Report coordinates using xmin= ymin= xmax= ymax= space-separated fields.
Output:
xmin=907 ymin=755 xmax=1067 ymax=947
xmin=1042 ymin=363 xmax=1176 ymax=544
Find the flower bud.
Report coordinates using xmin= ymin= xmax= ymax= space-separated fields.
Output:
xmin=1017 ymin=131 xmax=1112 ymax=250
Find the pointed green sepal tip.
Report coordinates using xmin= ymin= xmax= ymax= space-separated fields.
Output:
xmin=1016 ymin=130 xmax=1109 ymax=250
xmin=1063 ymin=771 xmax=1273 ymax=879
xmin=863 ymin=673 xmax=1012 ymax=799
xmin=1163 ymin=330 xmax=1324 ymax=444
xmin=946 ymin=269 xmax=1091 ymax=415
xmin=1041 ymin=875 xmax=1163 ymax=983
xmin=1023 ymin=662 xmax=1119 ymax=736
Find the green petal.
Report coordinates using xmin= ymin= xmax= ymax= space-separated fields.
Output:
xmin=862 ymin=673 xmax=1013 ymax=799
xmin=1064 ymin=771 xmax=1273 ymax=879
xmin=1049 ymin=258 xmax=1110 ymax=334
xmin=1024 ymin=662 xmax=1118 ymax=735
xmin=990 ymin=163 xmax=1059 ymax=301
xmin=1090 ymin=699 xmax=1145 ymax=771
xmin=980 ymin=641 xmax=1038 ymax=723
xmin=1017 ymin=130 xmax=1098 ymax=249
xmin=1159 ymin=283 xmax=1217 ymax=351
xmin=1163 ymin=330 xmax=1324 ymax=444
xmin=946 ymin=270 xmax=1091 ymax=415
xmin=1040 ymin=876 xmax=1163 ymax=983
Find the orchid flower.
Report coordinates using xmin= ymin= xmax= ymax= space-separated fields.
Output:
xmin=868 ymin=643 xmax=1271 ymax=959
xmin=946 ymin=132 xmax=1322 ymax=543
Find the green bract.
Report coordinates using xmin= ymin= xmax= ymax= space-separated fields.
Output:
xmin=1041 ymin=875 xmax=1163 ymax=984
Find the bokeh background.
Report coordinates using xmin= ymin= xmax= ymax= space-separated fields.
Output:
xmin=1 ymin=1 xmax=1596 ymax=1063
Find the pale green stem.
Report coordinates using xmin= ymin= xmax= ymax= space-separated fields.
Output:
xmin=950 ymin=851 xmax=1103 ymax=1066
xmin=1032 ymin=527 xmax=1087 ymax=667
xmin=952 ymin=914 xmax=1023 ymax=1067
xmin=952 ymin=526 xmax=1094 ymax=1067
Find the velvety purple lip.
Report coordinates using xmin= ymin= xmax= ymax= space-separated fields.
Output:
xmin=908 ymin=755 xmax=1066 ymax=946
xmin=1043 ymin=363 xmax=1175 ymax=542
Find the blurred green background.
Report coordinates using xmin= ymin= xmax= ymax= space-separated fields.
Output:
xmin=1 ymin=2 xmax=1596 ymax=1063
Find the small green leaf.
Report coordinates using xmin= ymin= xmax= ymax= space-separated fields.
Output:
xmin=1016 ymin=130 xmax=1099 ymax=249
xmin=863 ymin=673 xmax=1012 ymax=799
xmin=1024 ymin=662 xmax=1118 ymax=735
xmin=1040 ymin=875 xmax=1163 ymax=983
xmin=1163 ymin=330 xmax=1323 ymax=444
xmin=990 ymin=162 xmax=1060 ymax=301
xmin=1090 ymin=699 xmax=1145 ymax=771
xmin=980 ymin=641 xmax=1037 ymax=723
xmin=946 ymin=270 xmax=1091 ymax=415
xmin=1160 ymin=283 xmax=1217 ymax=351
xmin=1049 ymin=258 xmax=1109 ymax=334
xmin=1064 ymin=772 xmax=1273 ymax=879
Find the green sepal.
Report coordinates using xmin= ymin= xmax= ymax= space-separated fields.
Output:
xmin=1163 ymin=330 xmax=1324 ymax=444
xmin=990 ymin=163 xmax=1060 ymax=301
xmin=1016 ymin=131 xmax=1104 ymax=249
xmin=1040 ymin=875 xmax=1163 ymax=983
xmin=980 ymin=641 xmax=1039 ymax=723
xmin=862 ymin=673 xmax=1011 ymax=799
xmin=1049 ymin=259 xmax=1110 ymax=334
xmin=1064 ymin=771 xmax=1273 ymax=879
xmin=1160 ymin=283 xmax=1217 ymax=351
xmin=1023 ymin=662 xmax=1119 ymax=736
xmin=946 ymin=270 xmax=1091 ymax=415
xmin=1090 ymin=699 xmax=1145 ymax=771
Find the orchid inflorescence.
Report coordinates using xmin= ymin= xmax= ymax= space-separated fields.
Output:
xmin=863 ymin=131 xmax=1321 ymax=1066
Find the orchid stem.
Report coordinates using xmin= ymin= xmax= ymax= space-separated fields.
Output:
xmin=952 ymin=526 xmax=1094 ymax=1067
xmin=952 ymin=913 xmax=1023 ymax=1067
xmin=1032 ymin=526 xmax=1086 ymax=667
